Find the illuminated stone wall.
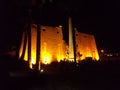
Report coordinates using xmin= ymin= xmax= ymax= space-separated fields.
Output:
xmin=19 ymin=24 xmax=99 ymax=66
xmin=40 ymin=25 xmax=66 ymax=64
xmin=75 ymin=29 xmax=99 ymax=61
xmin=19 ymin=24 xmax=67 ymax=65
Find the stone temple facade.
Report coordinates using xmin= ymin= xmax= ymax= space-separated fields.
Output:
xmin=75 ymin=29 xmax=99 ymax=61
xmin=19 ymin=23 xmax=99 ymax=67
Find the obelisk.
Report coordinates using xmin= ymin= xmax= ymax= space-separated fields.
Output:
xmin=68 ymin=17 xmax=74 ymax=61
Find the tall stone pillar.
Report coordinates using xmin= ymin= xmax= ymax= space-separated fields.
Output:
xmin=68 ymin=17 xmax=74 ymax=61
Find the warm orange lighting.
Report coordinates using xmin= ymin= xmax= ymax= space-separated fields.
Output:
xmin=31 ymin=27 xmax=37 ymax=64
xmin=41 ymin=53 xmax=51 ymax=64
xmin=77 ymin=51 xmax=99 ymax=61
xmin=40 ymin=69 xmax=44 ymax=73
xmin=68 ymin=17 xmax=75 ymax=62
xmin=19 ymin=32 xmax=28 ymax=61
xmin=29 ymin=60 xmax=33 ymax=69
xmin=41 ymin=42 xmax=51 ymax=64
xmin=75 ymin=30 xmax=99 ymax=61
xmin=69 ymin=59 xmax=74 ymax=62
xmin=31 ymin=56 xmax=36 ymax=64
xmin=95 ymin=56 xmax=99 ymax=60
xmin=19 ymin=33 xmax=24 ymax=58
xmin=23 ymin=38 xmax=28 ymax=61
xmin=101 ymin=49 xmax=104 ymax=53
xmin=43 ymin=56 xmax=51 ymax=64
xmin=94 ymin=54 xmax=99 ymax=60
xmin=19 ymin=24 xmax=100 ymax=70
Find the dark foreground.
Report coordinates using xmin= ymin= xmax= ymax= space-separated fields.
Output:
xmin=1 ymin=56 xmax=120 ymax=90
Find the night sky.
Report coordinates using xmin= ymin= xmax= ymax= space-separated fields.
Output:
xmin=0 ymin=0 xmax=120 ymax=52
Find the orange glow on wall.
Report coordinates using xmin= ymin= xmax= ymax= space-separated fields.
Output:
xmin=19 ymin=24 xmax=99 ymax=69
xmin=19 ymin=25 xmax=66 ymax=67
xmin=24 ymin=44 xmax=28 ymax=61
xmin=19 ymin=32 xmax=28 ymax=61
xmin=40 ymin=42 xmax=52 ymax=64
xmin=42 ymin=53 xmax=51 ymax=64
xmin=31 ymin=27 xmax=37 ymax=64
xmin=75 ymin=29 xmax=99 ymax=61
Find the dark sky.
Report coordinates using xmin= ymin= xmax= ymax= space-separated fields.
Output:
xmin=0 ymin=0 xmax=120 ymax=52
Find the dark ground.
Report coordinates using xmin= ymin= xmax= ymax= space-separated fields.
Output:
xmin=0 ymin=55 xmax=120 ymax=90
